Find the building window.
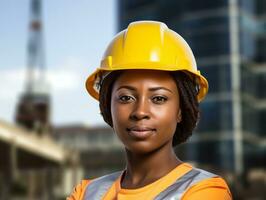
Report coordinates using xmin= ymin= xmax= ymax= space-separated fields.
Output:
xmin=197 ymin=140 xmax=234 ymax=170
xmin=242 ymin=101 xmax=259 ymax=134
xmin=201 ymin=64 xmax=231 ymax=94
xmin=255 ymin=38 xmax=266 ymax=63
xmin=239 ymin=29 xmax=256 ymax=60
xmin=258 ymin=109 xmax=266 ymax=137
xmin=256 ymin=0 xmax=266 ymax=15
xmin=256 ymin=73 xmax=266 ymax=99
xmin=180 ymin=0 xmax=228 ymax=12
xmin=196 ymin=100 xmax=233 ymax=132
xmin=240 ymin=0 xmax=255 ymax=15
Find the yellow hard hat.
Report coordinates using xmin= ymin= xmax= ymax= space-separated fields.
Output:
xmin=85 ymin=20 xmax=208 ymax=102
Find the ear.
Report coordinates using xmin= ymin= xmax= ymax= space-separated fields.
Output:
xmin=177 ymin=109 xmax=182 ymax=123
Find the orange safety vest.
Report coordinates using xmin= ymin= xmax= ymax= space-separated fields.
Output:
xmin=67 ymin=163 xmax=232 ymax=200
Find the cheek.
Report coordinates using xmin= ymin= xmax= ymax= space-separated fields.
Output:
xmin=110 ymin=104 xmax=131 ymax=144
xmin=153 ymin=103 xmax=179 ymax=134
xmin=110 ymin=101 xmax=118 ymax=127
xmin=111 ymin=101 xmax=129 ymax=129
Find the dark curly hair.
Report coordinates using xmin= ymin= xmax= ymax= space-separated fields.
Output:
xmin=99 ymin=70 xmax=200 ymax=147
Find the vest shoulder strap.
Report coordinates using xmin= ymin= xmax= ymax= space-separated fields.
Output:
xmin=83 ymin=171 xmax=122 ymax=200
xmin=154 ymin=168 xmax=218 ymax=200
xmin=84 ymin=168 xmax=217 ymax=200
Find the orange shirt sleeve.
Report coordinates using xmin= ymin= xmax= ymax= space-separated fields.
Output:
xmin=181 ymin=177 xmax=232 ymax=200
xmin=66 ymin=180 xmax=91 ymax=200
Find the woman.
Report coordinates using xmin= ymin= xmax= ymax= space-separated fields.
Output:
xmin=67 ymin=21 xmax=232 ymax=200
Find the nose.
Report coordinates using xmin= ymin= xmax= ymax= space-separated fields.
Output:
xmin=129 ymin=98 xmax=150 ymax=121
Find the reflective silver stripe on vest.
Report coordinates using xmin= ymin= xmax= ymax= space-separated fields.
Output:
xmin=83 ymin=171 xmax=122 ymax=200
xmin=84 ymin=168 xmax=217 ymax=200
xmin=154 ymin=168 xmax=217 ymax=200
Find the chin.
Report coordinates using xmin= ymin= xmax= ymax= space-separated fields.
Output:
xmin=124 ymin=142 xmax=161 ymax=155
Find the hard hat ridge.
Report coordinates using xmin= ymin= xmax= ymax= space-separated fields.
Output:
xmin=85 ymin=20 xmax=208 ymax=102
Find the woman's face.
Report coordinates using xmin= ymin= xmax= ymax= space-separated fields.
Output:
xmin=111 ymin=69 xmax=182 ymax=154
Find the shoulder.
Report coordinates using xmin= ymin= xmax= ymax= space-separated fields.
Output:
xmin=66 ymin=171 xmax=122 ymax=200
xmin=66 ymin=179 xmax=91 ymax=200
xmin=181 ymin=173 xmax=232 ymax=200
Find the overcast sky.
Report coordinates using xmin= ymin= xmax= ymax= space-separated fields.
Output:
xmin=0 ymin=0 xmax=117 ymax=126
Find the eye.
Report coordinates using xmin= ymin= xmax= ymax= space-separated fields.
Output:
xmin=152 ymin=96 xmax=168 ymax=104
xmin=118 ymin=95 xmax=135 ymax=103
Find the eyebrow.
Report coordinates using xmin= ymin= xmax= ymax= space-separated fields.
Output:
xmin=116 ymin=85 xmax=173 ymax=93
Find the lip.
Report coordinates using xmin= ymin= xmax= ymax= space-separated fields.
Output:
xmin=126 ymin=126 xmax=156 ymax=139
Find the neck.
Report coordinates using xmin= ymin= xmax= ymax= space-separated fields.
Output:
xmin=121 ymin=143 xmax=182 ymax=189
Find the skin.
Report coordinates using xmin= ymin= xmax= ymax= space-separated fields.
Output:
xmin=111 ymin=69 xmax=183 ymax=189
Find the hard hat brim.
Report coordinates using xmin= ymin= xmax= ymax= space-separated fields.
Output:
xmin=85 ymin=64 xmax=208 ymax=102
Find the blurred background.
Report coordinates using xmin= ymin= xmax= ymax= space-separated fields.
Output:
xmin=0 ymin=0 xmax=265 ymax=199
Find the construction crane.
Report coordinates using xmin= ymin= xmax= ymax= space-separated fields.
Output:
xmin=0 ymin=2 xmax=80 ymax=199
xmin=15 ymin=0 xmax=50 ymax=134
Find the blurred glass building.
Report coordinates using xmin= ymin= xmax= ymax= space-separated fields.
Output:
xmin=118 ymin=0 xmax=266 ymax=190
